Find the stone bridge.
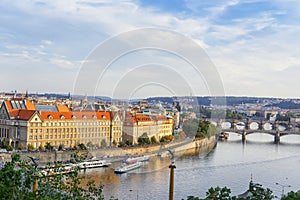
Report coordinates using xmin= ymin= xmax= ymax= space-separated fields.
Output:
xmin=208 ymin=119 xmax=300 ymax=143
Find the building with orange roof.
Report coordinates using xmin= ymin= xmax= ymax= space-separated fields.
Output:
xmin=123 ymin=112 xmax=173 ymax=144
xmin=0 ymin=99 xmax=122 ymax=150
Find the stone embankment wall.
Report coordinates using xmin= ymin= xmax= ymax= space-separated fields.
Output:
xmin=1 ymin=137 xmax=217 ymax=164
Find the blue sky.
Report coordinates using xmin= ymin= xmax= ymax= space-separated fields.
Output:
xmin=1 ymin=0 xmax=300 ymax=98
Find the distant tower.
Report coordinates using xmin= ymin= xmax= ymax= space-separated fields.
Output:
xmin=25 ymin=90 xmax=29 ymax=98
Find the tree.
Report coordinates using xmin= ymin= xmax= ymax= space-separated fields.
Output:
xmin=118 ymin=141 xmax=126 ymax=147
xmin=87 ymin=141 xmax=94 ymax=148
xmin=78 ymin=143 xmax=87 ymax=150
xmin=27 ymin=144 xmax=34 ymax=151
xmin=58 ymin=144 xmax=64 ymax=151
xmin=6 ymin=145 xmax=13 ymax=151
xmin=100 ymin=139 xmax=107 ymax=148
xmin=38 ymin=145 xmax=44 ymax=151
xmin=195 ymin=121 xmax=217 ymax=139
xmin=0 ymin=139 xmax=9 ymax=149
xmin=138 ymin=133 xmax=150 ymax=145
xmin=282 ymin=190 xmax=300 ymax=200
xmin=125 ymin=140 xmax=133 ymax=146
xmin=17 ymin=143 xmax=24 ymax=150
xmin=186 ymin=184 xmax=274 ymax=200
xmin=0 ymin=153 xmax=35 ymax=199
xmin=205 ymin=186 xmax=232 ymax=200
xmin=150 ymin=136 xmax=158 ymax=144
xmin=0 ymin=153 xmax=110 ymax=200
xmin=112 ymin=139 xmax=117 ymax=147
xmin=45 ymin=142 xmax=53 ymax=151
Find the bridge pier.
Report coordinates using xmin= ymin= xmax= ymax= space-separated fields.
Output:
xmin=274 ymin=131 xmax=280 ymax=144
xmin=242 ymin=130 xmax=246 ymax=143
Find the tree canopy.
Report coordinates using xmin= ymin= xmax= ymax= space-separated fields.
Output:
xmin=0 ymin=153 xmax=115 ymax=200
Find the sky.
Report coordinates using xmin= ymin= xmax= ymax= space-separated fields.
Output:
xmin=1 ymin=0 xmax=300 ymax=99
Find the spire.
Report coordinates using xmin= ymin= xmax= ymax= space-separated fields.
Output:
xmin=249 ymin=173 xmax=254 ymax=191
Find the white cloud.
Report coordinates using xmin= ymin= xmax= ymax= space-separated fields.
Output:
xmin=1 ymin=0 xmax=300 ymax=98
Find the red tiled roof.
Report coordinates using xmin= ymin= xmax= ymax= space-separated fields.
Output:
xmin=10 ymin=110 xmax=36 ymax=120
xmin=56 ymin=105 xmax=70 ymax=112
xmin=4 ymin=101 xmax=13 ymax=112
xmin=25 ymin=101 xmax=36 ymax=110
xmin=135 ymin=115 xmax=151 ymax=122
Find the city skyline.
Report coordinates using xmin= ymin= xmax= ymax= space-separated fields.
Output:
xmin=1 ymin=0 xmax=300 ymax=98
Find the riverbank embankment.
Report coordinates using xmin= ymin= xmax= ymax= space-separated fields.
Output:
xmin=1 ymin=136 xmax=217 ymax=164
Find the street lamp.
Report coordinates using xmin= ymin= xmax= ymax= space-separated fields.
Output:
xmin=275 ymin=182 xmax=291 ymax=198
xmin=129 ymin=189 xmax=138 ymax=200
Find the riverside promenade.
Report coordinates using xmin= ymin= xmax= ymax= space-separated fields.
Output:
xmin=1 ymin=136 xmax=217 ymax=164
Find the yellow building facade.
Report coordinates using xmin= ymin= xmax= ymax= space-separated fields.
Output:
xmin=0 ymin=99 xmax=122 ymax=149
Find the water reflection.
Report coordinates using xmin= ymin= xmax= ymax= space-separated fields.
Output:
xmin=81 ymin=135 xmax=300 ymax=199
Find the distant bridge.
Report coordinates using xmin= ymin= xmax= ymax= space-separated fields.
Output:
xmin=208 ymin=119 xmax=300 ymax=143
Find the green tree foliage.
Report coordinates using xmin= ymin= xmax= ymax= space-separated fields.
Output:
xmin=276 ymin=113 xmax=293 ymax=121
xmin=78 ymin=143 xmax=87 ymax=150
xmin=44 ymin=142 xmax=53 ymax=151
xmin=100 ymin=140 xmax=107 ymax=148
xmin=160 ymin=135 xmax=174 ymax=143
xmin=205 ymin=186 xmax=232 ymax=200
xmin=125 ymin=140 xmax=133 ymax=146
xmin=226 ymin=110 xmax=244 ymax=120
xmin=195 ymin=121 xmax=217 ymax=139
xmin=199 ymin=107 xmax=211 ymax=119
xmin=58 ymin=144 xmax=64 ymax=151
xmin=138 ymin=133 xmax=150 ymax=145
xmin=0 ymin=153 xmax=113 ymax=200
xmin=27 ymin=144 xmax=35 ymax=151
xmin=150 ymin=136 xmax=158 ymax=144
xmin=282 ymin=190 xmax=300 ymax=200
xmin=118 ymin=141 xmax=126 ymax=147
xmin=186 ymin=184 xmax=274 ymax=200
xmin=17 ymin=143 xmax=24 ymax=150
xmin=0 ymin=139 xmax=13 ymax=151
xmin=87 ymin=141 xmax=94 ymax=148
xmin=0 ymin=153 xmax=36 ymax=199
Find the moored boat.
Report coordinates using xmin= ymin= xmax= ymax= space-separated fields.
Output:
xmin=39 ymin=163 xmax=74 ymax=176
xmin=114 ymin=161 xmax=141 ymax=174
xmin=218 ymin=132 xmax=229 ymax=140
xmin=124 ymin=155 xmax=150 ymax=163
xmin=73 ymin=159 xmax=112 ymax=169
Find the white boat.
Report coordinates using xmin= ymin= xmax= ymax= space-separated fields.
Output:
xmin=124 ymin=155 xmax=150 ymax=163
xmin=39 ymin=164 xmax=74 ymax=176
xmin=73 ymin=159 xmax=111 ymax=169
xmin=114 ymin=161 xmax=141 ymax=174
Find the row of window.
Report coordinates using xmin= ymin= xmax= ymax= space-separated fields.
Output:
xmin=29 ymin=126 xmax=113 ymax=134
xmin=29 ymin=121 xmax=120 ymax=127
xmin=28 ymin=132 xmax=123 ymax=140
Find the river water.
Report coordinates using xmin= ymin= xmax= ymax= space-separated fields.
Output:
xmin=80 ymin=133 xmax=300 ymax=200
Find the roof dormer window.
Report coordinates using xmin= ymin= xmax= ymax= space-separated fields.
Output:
xmin=48 ymin=115 xmax=53 ymax=120
xmin=60 ymin=115 xmax=65 ymax=119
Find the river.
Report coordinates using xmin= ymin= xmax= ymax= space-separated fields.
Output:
xmin=80 ymin=133 xmax=300 ymax=200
